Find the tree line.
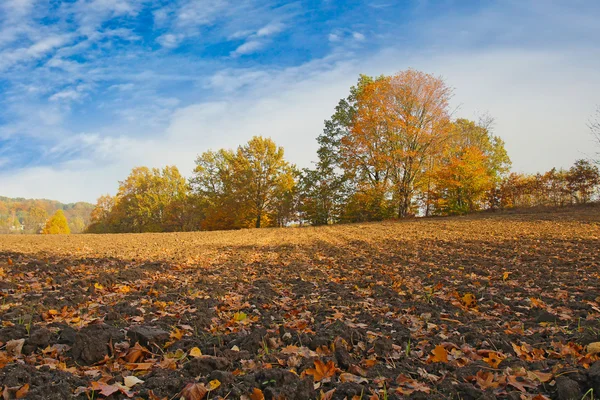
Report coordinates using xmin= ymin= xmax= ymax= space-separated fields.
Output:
xmin=86 ymin=69 xmax=600 ymax=233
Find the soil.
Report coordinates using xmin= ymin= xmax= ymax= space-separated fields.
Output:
xmin=0 ymin=206 xmax=599 ymax=399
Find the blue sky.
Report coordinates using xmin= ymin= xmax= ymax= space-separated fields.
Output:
xmin=1 ymin=0 xmax=599 ymax=203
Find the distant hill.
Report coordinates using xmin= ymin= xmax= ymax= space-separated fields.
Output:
xmin=0 ymin=196 xmax=94 ymax=234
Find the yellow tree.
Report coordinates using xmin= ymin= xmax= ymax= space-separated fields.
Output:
xmin=112 ymin=166 xmax=189 ymax=232
xmin=232 ymin=136 xmax=296 ymax=228
xmin=42 ymin=210 xmax=70 ymax=234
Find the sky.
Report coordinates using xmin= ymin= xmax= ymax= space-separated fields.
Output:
xmin=0 ymin=0 xmax=599 ymax=203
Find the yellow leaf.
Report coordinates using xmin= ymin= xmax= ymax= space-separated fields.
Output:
xmin=170 ymin=328 xmax=184 ymax=340
xmin=462 ymin=293 xmax=476 ymax=308
xmin=233 ymin=312 xmax=247 ymax=322
xmin=502 ymin=272 xmax=511 ymax=281
xmin=207 ymin=379 xmax=221 ymax=391
xmin=94 ymin=282 xmax=104 ymax=290
xmin=189 ymin=347 xmax=202 ymax=357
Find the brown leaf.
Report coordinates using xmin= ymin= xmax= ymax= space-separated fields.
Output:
xmin=6 ymin=339 xmax=25 ymax=357
xmin=339 ymin=373 xmax=368 ymax=384
xmin=91 ymin=381 xmax=119 ymax=397
xmin=180 ymin=383 xmax=207 ymax=400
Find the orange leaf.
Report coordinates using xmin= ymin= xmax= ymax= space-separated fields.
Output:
xmin=428 ymin=345 xmax=448 ymax=363
xmin=15 ymin=384 xmax=29 ymax=399
xmin=305 ymin=359 xmax=336 ymax=381
xmin=482 ymin=351 xmax=506 ymax=368
xmin=249 ymin=388 xmax=265 ymax=400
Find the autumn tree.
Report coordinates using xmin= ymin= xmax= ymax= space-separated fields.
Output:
xmin=315 ymin=70 xmax=453 ymax=220
xmin=433 ymin=146 xmax=493 ymax=214
xmin=86 ymin=195 xmax=116 ymax=233
xmin=191 ymin=137 xmax=297 ymax=230
xmin=429 ymin=118 xmax=511 ymax=215
xmin=42 ymin=209 xmax=70 ymax=234
xmin=234 ymin=137 xmax=297 ymax=228
xmin=566 ymin=159 xmax=600 ymax=204
xmin=24 ymin=204 xmax=48 ymax=234
xmin=190 ymin=149 xmax=242 ymax=230
xmin=113 ymin=166 xmax=189 ymax=232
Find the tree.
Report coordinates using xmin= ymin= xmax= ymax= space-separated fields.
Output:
xmin=429 ymin=118 xmax=511 ymax=215
xmin=318 ymin=70 xmax=453 ymax=219
xmin=433 ymin=146 xmax=493 ymax=215
xmin=566 ymin=159 xmax=600 ymax=204
xmin=231 ymin=136 xmax=296 ymax=228
xmin=190 ymin=149 xmax=240 ymax=230
xmin=114 ymin=166 xmax=189 ymax=232
xmin=25 ymin=204 xmax=48 ymax=234
xmin=191 ymin=137 xmax=297 ymax=230
xmin=42 ymin=210 xmax=70 ymax=234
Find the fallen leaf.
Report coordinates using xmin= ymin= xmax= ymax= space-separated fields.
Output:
xmin=586 ymin=342 xmax=600 ymax=355
xmin=339 ymin=373 xmax=368 ymax=384
xmin=462 ymin=293 xmax=476 ymax=308
xmin=189 ymin=347 xmax=203 ymax=357
xmin=180 ymin=382 xmax=207 ymax=400
xmin=207 ymin=379 xmax=220 ymax=391
xmin=124 ymin=375 xmax=144 ymax=388
xmin=91 ymin=381 xmax=119 ymax=397
xmin=305 ymin=359 xmax=337 ymax=381
xmin=482 ymin=351 xmax=506 ymax=368
xmin=249 ymin=388 xmax=265 ymax=400
xmin=6 ymin=339 xmax=25 ymax=356
xmin=428 ymin=345 xmax=448 ymax=363
xmin=15 ymin=384 xmax=29 ymax=399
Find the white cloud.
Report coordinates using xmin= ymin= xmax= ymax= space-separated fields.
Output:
xmin=352 ymin=32 xmax=366 ymax=41
xmin=257 ymin=22 xmax=285 ymax=37
xmin=328 ymin=33 xmax=341 ymax=42
xmin=156 ymin=33 xmax=183 ymax=48
xmin=231 ymin=40 xmax=263 ymax=56
xmin=49 ymin=89 xmax=82 ymax=102
xmin=0 ymin=35 xmax=72 ymax=72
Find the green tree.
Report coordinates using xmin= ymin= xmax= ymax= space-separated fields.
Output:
xmin=42 ymin=210 xmax=70 ymax=234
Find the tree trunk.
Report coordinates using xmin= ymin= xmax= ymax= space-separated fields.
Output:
xmin=256 ymin=212 xmax=261 ymax=228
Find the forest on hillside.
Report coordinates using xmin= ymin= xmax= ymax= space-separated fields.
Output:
xmin=85 ymin=70 xmax=600 ymax=234
xmin=0 ymin=197 xmax=93 ymax=234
